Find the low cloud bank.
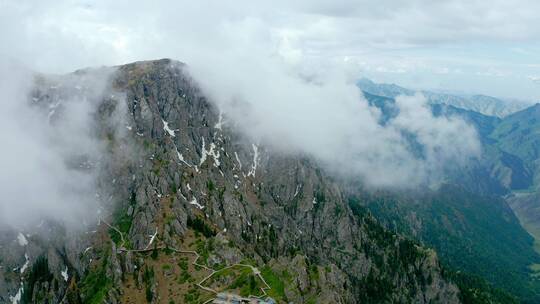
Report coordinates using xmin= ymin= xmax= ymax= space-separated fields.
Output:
xmin=188 ymin=55 xmax=481 ymax=187
xmin=0 ymin=60 xmax=118 ymax=229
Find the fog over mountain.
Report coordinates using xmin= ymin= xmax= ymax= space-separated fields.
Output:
xmin=0 ymin=60 xmax=122 ymax=229
xmin=2 ymin=1 xmax=540 ymax=304
xmin=0 ymin=1 xmax=486 ymax=229
xmin=188 ymin=56 xmax=481 ymax=188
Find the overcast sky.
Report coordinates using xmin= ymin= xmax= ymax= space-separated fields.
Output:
xmin=1 ymin=0 xmax=540 ymax=100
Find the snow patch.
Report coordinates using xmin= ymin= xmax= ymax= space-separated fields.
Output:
xmin=234 ymin=152 xmax=242 ymax=170
xmin=294 ymin=185 xmax=300 ymax=197
xmin=47 ymin=101 xmax=61 ymax=122
xmin=176 ymin=150 xmax=192 ymax=167
xmin=199 ymin=138 xmax=208 ymax=164
xmin=61 ymin=266 xmax=68 ymax=282
xmin=17 ymin=233 xmax=28 ymax=246
xmin=20 ymin=254 xmax=29 ymax=274
xmin=10 ymin=283 xmax=23 ymax=304
xmin=212 ymin=149 xmax=220 ymax=164
xmin=214 ymin=110 xmax=224 ymax=130
xmin=247 ymin=144 xmax=259 ymax=177
xmin=199 ymin=138 xmax=221 ymax=167
xmin=189 ymin=197 xmax=205 ymax=210
xmin=146 ymin=228 xmax=158 ymax=249
xmin=162 ymin=119 xmax=176 ymax=137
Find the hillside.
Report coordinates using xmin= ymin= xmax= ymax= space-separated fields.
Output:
xmin=362 ymin=92 xmax=540 ymax=302
xmin=490 ymin=104 xmax=540 ymax=176
xmin=349 ymin=184 xmax=540 ymax=302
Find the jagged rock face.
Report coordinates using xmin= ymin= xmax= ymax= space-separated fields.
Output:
xmin=0 ymin=59 xmax=460 ymax=303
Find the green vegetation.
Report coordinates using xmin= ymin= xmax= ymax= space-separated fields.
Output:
xmin=490 ymin=104 xmax=540 ymax=168
xmin=357 ymin=269 xmax=392 ymax=303
xmin=218 ymin=186 xmax=226 ymax=201
xmin=208 ymin=266 xmax=265 ymax=297
xmin=195 ymin=238 xmax=214 ymax=265
xmin=350 ymin=184 xmax=540 ymax=302
xmin=177 ymin=269 xmax=192 ymax=284
xmin=151 ymin=154 xmax=169 ymax=175
xmin=346 ymin=192 xmax=520 ymax=302
xmin=261 ymin=266 xmax=286 ymax=301
xmin=151 ymin=243 xmax=159 ymax=260
xmin=80 ymin=253 xmax=113 ymax=304
xmin=183 ymin=288 xmax=201 ymax=304
xmin=21 ymin=256 xmax=53 ymax=304
xmin=229 ymin=269 xmax=261 ymax=297
xmin=143 ymin=266 xmax=155 ymax=303
xmin=174 ymin=255 xmax=191 ymax=284
xmin=529 ymin=263 xmax=540 ymax=279
xmin=178 ymin=257 xmax=189 ymax=271
xmin=187 ymin=216 xmax=216 ymax=238
xmin=108 ymin=191 xmax=135 ymax=248
xmin=444 ymin=269 xmax=519 ymax=304
xmin=308 ymin=264 xmax=319 ymax=282
xmin=206 ymin=179 xmax=215 ymax=192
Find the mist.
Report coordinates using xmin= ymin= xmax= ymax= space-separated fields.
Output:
xmin=0 ymin=0 xmax=484 ymax=230
xmin=0 ymin=59 xmax=118 ymax=230
xmin=187 ymin=53 xmax=481 ymax=187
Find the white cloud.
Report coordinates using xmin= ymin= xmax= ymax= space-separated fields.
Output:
xmin=0 ymin=0 xmax=506 ymax=196
xmin=2 ymin=0 xmax=540 ymax=73
xmin=529 ymin=76 xmax=540 ymax=83
xmin=476 ymin=69 xmax=508 ymax=77
xmin=0 ymin=59 xmax=120 ymax=229
xmin=188 ymin=51 xmax=481 ymax=187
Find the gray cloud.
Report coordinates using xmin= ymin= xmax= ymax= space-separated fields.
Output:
xmin=0 ymin=58 xmax=119 ymax=229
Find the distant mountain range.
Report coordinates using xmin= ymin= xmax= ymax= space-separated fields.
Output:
xmin=357 ymin=78 xmax=533 ymax=118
